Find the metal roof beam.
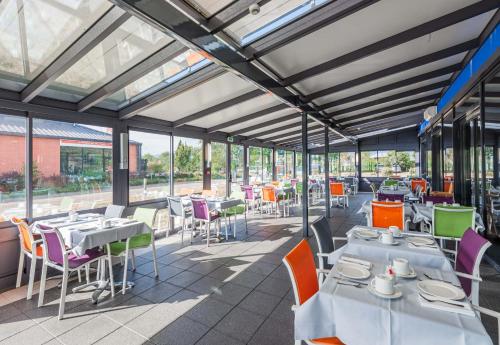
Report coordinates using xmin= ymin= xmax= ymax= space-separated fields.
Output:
xmin=230 ymin=114 xmax=301 ymax=136
xmin=340 ymin=105 xmax=431 ymax=128
xmin=78 ymin=41 xmax=188 ymax=111
xmin=173 ymin=89 xmax=265 ymax=127
xmin=284 ymin=0 xmax=498 ymax=85
xmin=249 ymin=122 xmax=321 ymax=141
xmin=206 ymin=104 xmax=289 ymax=133
xmin=272 ymin=127 xmax=325 ymax=144
xmin=21 ymin=7 xmax=130 ymax=103
xmin=206 ymin=0 xmax=272 ymax=33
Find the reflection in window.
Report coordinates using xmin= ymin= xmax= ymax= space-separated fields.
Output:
xmin=0 ymin=114 xmax=26 ymax=220
xmin=249 ymin=147 xmax=262 ymax=184
xmin=174 ymin=137 xmax=202 ymax=195
xmin=361 ymin=151 xmax=378 ymax=177
xmin=340 ymin=152 xmax=356 ymax=177
xmin=286 ymin=151 xmax=294 ymax=178
xmin=276 ymin=149 xmax=286 ymax=180
xmin=128 ymin=130 xmax=170 ymax=203
xmin=230 ymin=145 xmax=244 ymax=186
xmin=310 ymin=154 xmax=324 ymax=176
xmin=263 ymin=148 xmax=273 ymax=182
xmin=296 ymin=153 xmax=303 ymax=178
xmin=211 ymin=142 xmax=227 ymax=196
xmin=32 ymin=119 xmax=112 ymax=216
xmin=329 ymin=152 xmax=339 ymax=176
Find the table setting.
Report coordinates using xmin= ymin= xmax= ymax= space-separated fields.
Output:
xmin=294 ymin=224 xmax=491 ymax=344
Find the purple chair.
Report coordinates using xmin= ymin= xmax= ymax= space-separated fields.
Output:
xmin=36 ymin=224 xmax=114 ymax=319
xmin=455 ymin=228 xmax=491 ymax=305
xmin=290 ymin=179 xmax=298 ymax=188
xmin=191 ymin=198 xmax=221 ymax=247
xmin=242 ymin=185 xmax=260 ymax=215
xmin=423 ymin=194 xmax=454 ymax=204
xmin=377 ymin=192 xmax=404 ymax=202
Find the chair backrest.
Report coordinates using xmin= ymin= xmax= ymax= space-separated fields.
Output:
xmin=423 ymin=194 xmax=454 ymax=204
xmin=411 ymin=179 xmax=426 ymax=193
xmin=282 ymin=239 xmax=319 ymax=306
xmin=262 ymin=187 xmax=276 ymax=202
xmin=133 ymin=207 xmax=158 ymax=229
xmin=456 ymin=229 xmax=491 ymax=297
xmin=383 ymin=179 xmax=398 ymax=187
xmin=377 ymin=192 xmax=404 ymax=202
xmin=36 ymin=224 xmax=65 ymax=266
xmin=191 ymin=198 xmax=210 ymax=221
xmin=311 ymin=217 xmax=334 ymax=269
xmin=329 ymin=182 xmax=344 ymax=196
xmin=11 ymin=216 xmax=34 ymax=253
xmin=444 ymin=180 xmax=454 ymax=194
xmin=104 ymin=205 xmax=125 ymax=219
xmin=168 ymin=197 xmax=185 ymax=217
xmin=432 ymin=205 xmax=475 ymax=238
xmin=371 ymin=201 xmax=404 ymax=230
xmin=242 ymin=185 xmax=254 ymax=200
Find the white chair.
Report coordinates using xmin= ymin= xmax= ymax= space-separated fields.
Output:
xmin=104 ymin=204 xmax=125 ymax=218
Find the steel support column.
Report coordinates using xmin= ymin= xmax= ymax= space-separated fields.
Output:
xmin=479 ymin=81 xmax=487 ymax=221
xmin=226 ymin=142 xmax=231 ymax=197
xmin=113 ymin=121 xmax=129 ymax=205
xmin=26 ymin=114 xmax=33 ymax=219
xmin=243 ymin=144 xmax=249 ymax=185
xmin=324 ymin=126 xmax=330 ymax=218
xmin=203 ymin=139 xmax=211 ymax=191
xmin=302 ymin=113 xmax=309 ymax=237
xmin=272 ymin=148 xmax=277 ymax=181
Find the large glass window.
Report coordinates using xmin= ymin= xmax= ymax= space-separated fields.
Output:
xmin=286 ymin=151 xmax=294 ymax=178
xmin=249 ymin=146 xmax=262 ymax=184
xmin=329 ymin=152 xmax=339 ymax=176
xmin=340 ymin=152 xmax=356 ymax=177
xmin=128 ymin=130 xmax=170 ymax=203
xmin=296 ymin=153 xmax=303 ymax=178
xmin=310 ymin=154 xmax=324 ymax=176
xmin=174 ymin=137 xmax=202 ymax=195
xmin=443 ymin=112 xmax=454 ymax=181
xmin=32 ymin=119 xmax=112 ymax=216
xmin=230 ymin=144 xmax=244 ymax=187
xmin=361 ymin=151 xmax=378 ymax=177
xmin=276 ymin=149 xmax=286 ymax=180
xmin=263 ymin=148 xmax=273 ymax=182
xmin=0 ymin=114 xmax=26 ymax=220
xmin=211 ymin=142 xmax=227 ymax=196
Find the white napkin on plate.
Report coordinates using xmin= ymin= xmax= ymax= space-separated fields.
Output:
xmin=418 ymin=295 xmax=475 ymax=317
xmin=339 ymin=256 xmax=372 ymax=268
xmin=407 ymin=242 xmax=439 ymax=250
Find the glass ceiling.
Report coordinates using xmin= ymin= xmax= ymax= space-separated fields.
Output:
xmin=42 ymin=16 xmax=173 ymax=103
xmin=225 ymin=0 xmax=330 ymax=46
xmin=185 ymin=0 xmax=235 ymax=17
xmin=0 ymin=0 xmax=111 ymax=91
xmin=98 ymin=50 xmax=209 ymax=110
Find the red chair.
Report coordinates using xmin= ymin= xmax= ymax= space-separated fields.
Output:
xmin=283 ymin=240 xmax=344 ymax=345
xmin=329 ymin=182 xmax=348 ymax=208
xmin=371 ymin=201 xmax=407 ymax=230
xmin=411 ymin=179 xmax=427 ymax=193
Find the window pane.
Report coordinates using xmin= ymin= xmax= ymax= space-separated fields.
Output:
xmin=211 ymin=142 xmax=226 ymax=197
xmin=249 ymin=147 xmax=262 ymax=184
xmin=276 ymin=149 xmax=286 ymax=180
xmin=395 ymin=151 xmax=416 ymax=178
xmin=0 ymin=0 xmax=111 ymax=91
xmin=296 ymin=153 xmax=303 ymax=178
xmin=129 ymin=130 xmax=170 ymax=203
xmin=286 ymin=151 xmax=294 ymax=178
xmin=377 ymin=150 xmax=397 ymax=177
xmin=361 ymin=151 xmax=377 ymax=177
xmin=185 ymin=0 xmax=234 ymax=17
xmin=310 ymin=154 xmax=324 ymax=176
xmin=329 ymin=152 xmax=339 ymax=176
xmin=174 ymin=137 xmax=202 ymax=195
xmin=340 ymin=152 xmax=356 ymax=177
xmin=45 ymin=17 xmax=172 ymax=102
xmin=262 ymin=148 xmax=273 ymax=183
xmin=0 ymin=114 xmax=26 ymax=220
xmin=32 ymin=119 xmax=112 ymax=216
xmin=230 ymin=144 xmax=244 ymax=188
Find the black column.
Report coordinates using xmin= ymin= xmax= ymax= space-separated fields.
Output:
xmin=113 ymin=120 xmax=129 ymax=205
xmin=302 ymin=113 xmax=309 ymax=237
xmin=226 ymin=143 xmax=231 ymax=197
xmin=243 ymin=144 xmax=249 ymax=185
xmin=203 ymin=139 xmax=211 ymax=191
xmin=480 ymin=81 xmax=487 ymax=219
xmin=324 ymin=127 xmax=330 ymax=218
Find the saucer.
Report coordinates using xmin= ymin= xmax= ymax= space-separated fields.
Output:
xmin=368 ymin=279 xmax=402 ymax=299
xmin=378 ymin=238 xmax=399 ymax=245
xmin=395 ymin=267 xmax=417 ymax=279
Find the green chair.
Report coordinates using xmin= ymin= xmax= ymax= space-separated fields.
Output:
xmin=383 ymin=179 xmax=398 ymax=187
xmin=225 ymin=191 xmax=247 ymax=237
xmin=432 ymin=205 xmax=475 ymax=257
xmin=108 ymin=207 xmax=159 ymax=294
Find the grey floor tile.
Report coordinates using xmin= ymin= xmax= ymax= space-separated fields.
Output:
xmin=130 ymin=275 xmax=161 ymax=295
xmin=238 ymin=290 xmax=282 ymax=317
xmin=167 ymin=271 xmax=204 ymax=288
xmin=139 ymin=282 xmax=183 ymax=304
xmin=186 ymin=276 xmax=224 ymax=295
xmin=39 ymin=304 xmax=98 ymax=338
xmin=149 ymin=316 xmax=209 ymax=345
xmin=246 ymin=261 xmax=279 ymax=276
xmin=195 ymin=329 xmax=244 ymax=345
xmin=248 ymin=315 xmax=294 ymax=345
xmin=104 ymin=295 xmax=155 ymax=325
xmin=0 ymin=324 xmax=54 ymax=345
xmin=149 ymin=265 xmax=184 ymax=281
xmin=93 ymin=326 xmax=153 ymax=345
xmin=256 ymin=276 xmax=291 ymax=298
xmin=229 ymin=270 xmax=267 ymax=289
xmin=211 ymin=282 xmax=252 ymax=305
xmin=184 ymin=297 xmax=233 ymax=328
xmin=214 ymin=307 xmax=266 ymax=343
xmin=57 ymin=315 xmax=121 ymax=345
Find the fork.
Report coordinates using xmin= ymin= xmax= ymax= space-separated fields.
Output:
xmin=419 ymin=293 xmax=465 ymax=308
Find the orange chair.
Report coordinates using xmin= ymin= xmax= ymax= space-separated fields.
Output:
xmin=370 ymin=201 xmax=407 ymax=231
xmin=444 ymin=181 xmax=454 ymax=194
xmin=329 ymin=182 xmax=348 ymax=208
xmin=283 ymin=240 xmax=344 ymax=345
xmin=411 ymin=179 xmax=427 ymax=193
xmin=11 ymin=216 xmax=43 ymax=300
xmin=262 ymin=186 xmax=289 ymax=217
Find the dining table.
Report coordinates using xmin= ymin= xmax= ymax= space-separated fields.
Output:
xmin=35 ymin=213 xmax=152 ymax=303
xmin=294 ymin=225 xmax=493 ymax=345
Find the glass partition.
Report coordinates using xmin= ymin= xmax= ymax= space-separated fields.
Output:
xmin=443 ymin=111 xmax=454 ymax=183
xmin=276 ymin=149 xmax=286 ymax=180
xmin=32 ymin=118 xmax=112 ymax=216
xmin=263 ymin=148 xmax=273 ymax=183
xmin=128 ymin=130 xmax=170 ymax=203
xmin=249 ymin=146 xmax=262 ymax=184
xmin=340 ymin=152 xmax=356 ymax=177
xmin=296 ymin=153 xmax=303 ymax=178
xmin=329 ymin=152 xmax=339 ymax=177
xmin=361 ymin=151 xmax=378 ymax=177
xmin=0 ymin=114 xmax=26 ymax=220
xmin=230 ymin=144 xmax=244 ymax=189
xmin=174 ymin=137 xmax=202 ymax=195
xmin=286 ymin=151 xmax=294 ymax=178
xmin=211 ymin=142 xmax=227 ymax=196
xmin=310 ymin=154 xmax=324 ymax=176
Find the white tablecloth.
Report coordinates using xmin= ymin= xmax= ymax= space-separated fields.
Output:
xmin=378 ymin=186 xmax=412 ymax=196
xmin=294 ymin=227 xmax=492 ymax=345
xmin=412 ymin=204 xmax=485 ymax=232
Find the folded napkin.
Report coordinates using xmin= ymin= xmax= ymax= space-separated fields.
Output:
xmin=339 ymin=256 xmax=372 ymax=268
xmin=419 ymin=295 xmax=475 ymax=317
xmin=407 ymin=242 xmax=439 ymax=250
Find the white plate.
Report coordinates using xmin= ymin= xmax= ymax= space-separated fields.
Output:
xmin=395 ymin=267 xmax=417 ymax=279
xmin=407 ymin=237 xmax=435 ymax=246
xmin=76 ymin=225 xmax=97 ymax=232
xmin=417 ymin=280 xmax=466 ymax=300
xmin=354 ymin=229 xmax=379 ymax=239
xmin=335 ymin=262 xmax=370 ymax=280
xmin=377 ymin=238 xmax=399 ymax=245
xmin=368 ymin=280 xmax=402 ymax=299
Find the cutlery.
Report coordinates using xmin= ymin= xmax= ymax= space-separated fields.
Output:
xmin=340 ymin=256 xmax=371 ymax=267
xmin=332 ymin=276 xmax=369 ymax=285
xmin=407 ymin=241 xmax=437 ymax=248
xmin=419 ymin=293 xmax=466 ymax=308
xmin=337 ymin=281 xmax=362 ymax=288
xmin=423 ymin=273 xmax=461 ymax=287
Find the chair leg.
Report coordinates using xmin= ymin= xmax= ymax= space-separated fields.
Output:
xmin=206 ymin=222 xmax=210 ymax=247
xmin=37 ymin=262 xmax=47 ymax=308
xmin=58 ymin=269 xmax=68 ymax=320
xmin=27 ymin=255 xmax=37 ymax=300
xmin=16 ymin=251 xmax=24 ymax=288
xmin=85 ymin=265 xmax=90 ymax=284
xmin=122 ymin=241 xmax=129 ymax=295
xmin=233 ymin=215 xmax=237 ymax=238
xmin=77 ymin=268 xmax=82 ymax=283
xmin=151 ymin=240 xmax=159 ymax=278
xmin=106 ymin=245 xmax=115 ymax=298
xmin=131 ymin=250 xmax=136 ymax=271
xmin=181 ymin=217 xmax=185 ymax=245
xmin=244 ymin=212 xmax=248 ymax=234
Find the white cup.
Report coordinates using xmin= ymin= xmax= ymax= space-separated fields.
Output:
xmin=426 ymin=201 xmax=433 ymax=207
xmin=98 ymin=216 xmax=105 ymax=229
xmin=392 ymin=258 xmax=410 ymax=276
xmin=374 ymin=274 xmax=395 ymax=295
xmin=389 ymin=226 xmax=401 ymax=237
xmin=104 ymin=219 xmax=112 ymax=228
xmin=69 ymin=212 xmax=78 ymax=222
xmin=380 ymin=232 xmax=394 ymax=244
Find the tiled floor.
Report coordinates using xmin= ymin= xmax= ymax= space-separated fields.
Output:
xmin=0 ymin=193 xmax=499 ymax=344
